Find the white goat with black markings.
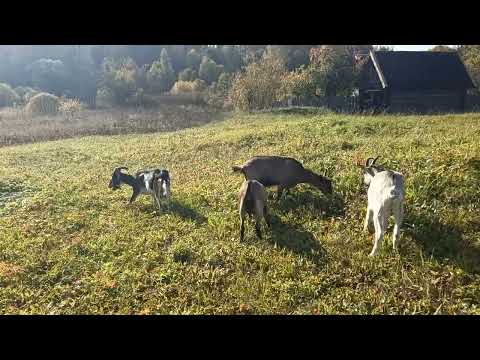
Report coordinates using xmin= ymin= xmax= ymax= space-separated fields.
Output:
xmin=109 ymin=167 xmax=171 ymax=210
xmin=359 ymin=156 xmax=405 ymax=257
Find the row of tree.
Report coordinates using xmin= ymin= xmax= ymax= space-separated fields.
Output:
xmin=0 ymin=45 xmax=478 ymax=109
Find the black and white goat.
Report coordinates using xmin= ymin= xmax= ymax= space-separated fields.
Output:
xmin=109 ymin=167 xmax=171 ymax=210
xmin=359 ymin=156 xmax=405 ymax=257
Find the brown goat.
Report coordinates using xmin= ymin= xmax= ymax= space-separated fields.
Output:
xmin=233 ymin=156 xmax=332 ymax=200
xmin=238 ymin=180 xmax=270 ymax=241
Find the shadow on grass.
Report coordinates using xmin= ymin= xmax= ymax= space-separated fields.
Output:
xmin=266 ymin=214 xmax=327 ymax=266
xmin=137 ymin=198 xmax=207 ymax=224
xmin=405 ymin=211 xmax=480 ymax=274
xmin=165 ymin=199 xmax=208 ymax=224
xmin=466 ymin=158 xmax=480 ymax=182
xmin=270 ymin=188 xmax=346 ymax=219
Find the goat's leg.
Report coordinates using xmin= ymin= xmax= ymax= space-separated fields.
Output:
xmin=240 ymin=214 xmax=245 ymax=242
xmin=392 ymin=201 xmax=403 ymax=250
xmin=276 ymin=186 xmax=285 ymax=201
xmin=369 ymin=212 xmax=385 ymax=257
xmin=154 ymin=194 xmax=162 ymax=211
xmin=264 ymin=205 xmax=271 ymax=228
xmin=129 ymin=190 xmax=140 ymax=204
xmin=255 ymin=221 xmax=262 ymax=239
xmin=363 ymin=208 xmax=374 ymax=233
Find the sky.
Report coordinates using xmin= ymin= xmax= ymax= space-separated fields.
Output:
xmin=379 ymin=45 xmax=457 ymax=51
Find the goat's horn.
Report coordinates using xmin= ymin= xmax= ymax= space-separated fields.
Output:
xmin=372 ymin=156 xmax=380 ymax=165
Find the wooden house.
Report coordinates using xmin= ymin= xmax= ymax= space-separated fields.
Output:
xmin=357 ymin=50 xmax=476 ymax=112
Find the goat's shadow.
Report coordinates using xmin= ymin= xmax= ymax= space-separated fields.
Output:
xmin=262 ymin=213 xmax=327 ymax=267
xmin=404 ymin=211 xmax=480 ymax=274
xmin=137 ymin=198 xmax=207 ymax=224
xmin=466 ymin=158 xmax=480 ymax=183
xmin=268 ymin=187 xmax=346 ymax=219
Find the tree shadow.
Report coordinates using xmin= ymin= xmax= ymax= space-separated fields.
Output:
xmin=405 ymin=211 xmax=480 ymax=274
xmin=270 ymin=188 xmax=346 ymax=219
xmin=265 ymin=213 xmax=328 ymax=267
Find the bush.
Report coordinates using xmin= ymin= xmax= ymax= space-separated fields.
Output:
xmin=0 ymin=83 xmax=20 ymax=108
xmin=59 ymin=98 xmax=85 ymax=119
xmin=170 ymin=81 xmax=196 ymax=94
xmin=192 ymin=79 xmax=207 ymax=92
xmin=26 ymin=92 xmax=60 ymax=116
xmin=229 ymin=52 xmax=286 ymax=111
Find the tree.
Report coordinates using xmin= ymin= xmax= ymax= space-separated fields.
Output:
xmin=26 ymin=58 xmax=69 ymax=96
xmin=308 ymin=46 xmax=364 ymax=97
xmin=199 ymin=56 xmax=224 ymax=84
xmin=458 ymin=45 xmax=480 ymax=91
xmin=178 ymin=68 xmax=197 ymax=81
xmin=430 ymin=45 xmax=456 ymax=52
xmin=229 ymin=51 xmax=287 ymax=111
xmin=186 ymin=49 xmax=202 ymax=71
xmin=147 ymin=48 xmax=176 ymax=93
xmin=221 ymin=45 xmax=243 ymax=72
xmin=100 ymin=57 xmax=140 ymax=105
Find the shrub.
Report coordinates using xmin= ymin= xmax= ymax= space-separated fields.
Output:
xmin=0 ymin=83 xmax=20 ymax=108
xmin=229 ymin=51 xmax=286 ymax=111
xmin=170 ymin=81 xmax=196 ymax=94
xmin=59 ymin=98 xmax=85 ymax=119
xmin=192 ymin=79 xmax=207 ymax=92
xmin=26 ymin=92 xmax=60 ymax=116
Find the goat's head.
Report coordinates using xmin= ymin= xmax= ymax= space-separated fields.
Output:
xmin=358 ymin=156 xmax=385 ymax=187
xmin=109 ymin=167 xmax=128 ymax=190
xmin=311 ymin=169 xmax=333 ymax=194
xmin=153 ymin=169 xmax=171 ymax=197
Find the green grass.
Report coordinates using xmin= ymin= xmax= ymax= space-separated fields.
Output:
xmin=1 ymin=111 xmax=480 ymax=314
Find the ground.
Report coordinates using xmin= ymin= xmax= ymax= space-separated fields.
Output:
xmin=0 ymin=109 xmax=479 ymax=314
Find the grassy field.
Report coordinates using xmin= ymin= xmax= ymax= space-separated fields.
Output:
xmin=0 ymin=109 xmax=479 ymax=314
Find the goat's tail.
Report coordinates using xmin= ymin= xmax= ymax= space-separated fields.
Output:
xmin=232 ymin=165 xmax=244 ymax=174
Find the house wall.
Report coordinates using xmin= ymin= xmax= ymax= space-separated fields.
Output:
xmin=388 ymin=89 xmax=465 ymax=113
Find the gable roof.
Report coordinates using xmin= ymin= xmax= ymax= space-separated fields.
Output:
xmin=369 ymin=50 xmax=476 ymax=90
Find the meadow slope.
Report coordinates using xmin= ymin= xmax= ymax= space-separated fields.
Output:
xmin=1 ymin=110 xmax=479 ymax=314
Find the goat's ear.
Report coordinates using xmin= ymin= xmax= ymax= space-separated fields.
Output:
xmin=365 ymin=167 xmax=375 ymax=177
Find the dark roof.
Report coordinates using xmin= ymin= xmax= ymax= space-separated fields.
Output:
xmin=371 ymin=51 xmax=476 ymax=90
